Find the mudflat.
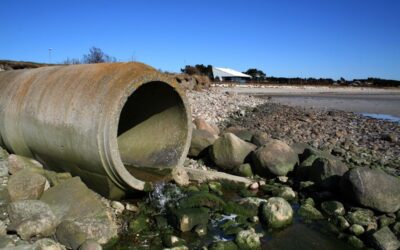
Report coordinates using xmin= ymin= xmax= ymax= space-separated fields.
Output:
xmin=222 ymin=85 xmax=400 ymax=117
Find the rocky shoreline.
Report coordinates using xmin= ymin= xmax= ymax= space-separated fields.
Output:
xmin=0 ymin=86 xmax=399 ymax=249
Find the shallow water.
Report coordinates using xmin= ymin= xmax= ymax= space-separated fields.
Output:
xmin=361 ymin=113 xmax=400 ymax=123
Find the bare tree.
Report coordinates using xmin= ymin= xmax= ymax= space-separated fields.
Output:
xmin=82 ymin=47 xmax=116 ymax=64
xmin=63 ymin=58 xmax=81 ymax=65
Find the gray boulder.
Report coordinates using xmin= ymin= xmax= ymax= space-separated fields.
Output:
xmin=41 ymin=177 xmax=117 ymax=245
xmin=7 ymin=200 xmax=57 ymax=240
xmin=188 ymin=129 xmax=218 ymax=157
xmin=8 ymin=169 xmax=47 ymax=201
xmin=340 ymin=168 xmax=400 ymax=213
xmin=250 ymin=132 xmax=270 ymax=147
xmin=7 ymin=154 xmax=43 ymax=175
xmin=79 ymin=239 xmax=102 ymax=250
xmin=308 ymin=157 xmax=348 ymax=190
xmin=260 ymin=197 xmax=293 ymax=229
xmin=369 ymin=226 xmax=400 ymax=250
xmin=252 ymin=139 xmax=298 ymax=176
xmin=211 ymin=133 xmax=256 ymax=170
xmin=321 ymin=201 xmax=345 ymax=216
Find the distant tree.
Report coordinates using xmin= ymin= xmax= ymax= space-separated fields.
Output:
xmin=244 ymin=68 xmax=266 ymax=80
xmin=63 ymin=58 xmax=81 ymax=65
xmin=82 ymin=47 xmax=116 ymax=64
xmin=181 ymin=64 xmax=213 ymax=78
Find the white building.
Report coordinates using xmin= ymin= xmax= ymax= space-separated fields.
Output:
xmin=212 ymin=67 xmax=252 ymax=83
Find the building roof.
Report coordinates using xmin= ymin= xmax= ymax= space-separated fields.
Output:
xmin=212 ymin=67 xmax=252 ymax=78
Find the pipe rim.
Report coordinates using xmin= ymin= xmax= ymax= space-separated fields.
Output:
xmin=100 ymin=73 xmax=192 ymax=191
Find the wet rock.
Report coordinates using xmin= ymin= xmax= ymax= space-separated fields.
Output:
xmin=129 ymin=214 xmax=149 ymax=234
xmin=188 ymin=129 xmax=218 ymax=157
xmin=210 ymin=133 xmax=256 ymax=170
xmin=349 ymin=224 xmax=364 ymax=236
xmin=193 ymin=118 xmax=219 ymax=136
xmin=346 ymin=208 xmax=376 ymax=228
xmin=194 ymin=224 xmax=207 ymax=237
xmin=340 ymin=168 xmax=400 ymax=213
xmin=308 ymin=157 xmax=348 ymax=190
xmin=168 ymin=207 xmax=209 ymax=232
xmin=271 ymin=186 xmax=296 ymax=201
xmin=235 ymin=228 xmax=261 ymax=250
xmin=7 ymin=200 xmax=57 ymax=240
xmin=209 ymin=240 xmax=238 ymax=250
xmin=321 ymin=201 xmax=345 ymax=216
xmin=8 ymin=169 xmax=47 ymax=201
xmin=162 ymin=234 xmax=186 ymax=248
xmin=260 ymin=197 xmax=293 ymax=229
xmin=298 ymin=204 xmax=324 ymax=220
xmin=78 ymin=239 xmax=102 ymax=250
xmin=334 ymin=216 xmax=350 ymax=230
xmin=252 ymin=139 xmax=298 ymax=177
xmin=208 ymin=181 xmax=223 ymax=196
xmin=179 ymin=191 xmax=225 ymax=210
xmin=369 ymin=226 xmax=400 ymax=250
xmin=7 ymin=154 xmax=43 ymax=175
xmin=347 ymin=236 xmax=364 ymax=249
xmin=171 ymin=167 xmax=190 ymax=187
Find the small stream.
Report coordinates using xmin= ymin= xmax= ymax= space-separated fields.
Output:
xmin=113 ymin=183 xmax=357 ymax=250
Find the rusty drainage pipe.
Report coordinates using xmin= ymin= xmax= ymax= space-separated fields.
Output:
xmin=0 ymin=63 xmax=192 ymax=198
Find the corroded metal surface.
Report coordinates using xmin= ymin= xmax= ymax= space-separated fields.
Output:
xmin=0 ymin=62 xmax=192 ymax=198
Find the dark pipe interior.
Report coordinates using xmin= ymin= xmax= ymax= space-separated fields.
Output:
xmin=117 ymin=82 xmax=187 ymax=174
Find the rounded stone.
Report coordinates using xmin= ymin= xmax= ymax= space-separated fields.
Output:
xmin=252 ymin=139 xmax=298 ymax=177
xmin=260 ymin=197 xmax=293 ymax=229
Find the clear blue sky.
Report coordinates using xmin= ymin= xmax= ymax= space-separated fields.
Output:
xmin=1 ymin=0 xmax=399 ymax=80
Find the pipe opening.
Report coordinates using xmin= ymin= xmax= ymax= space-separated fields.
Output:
xmin=117 ymin=81 xmax=188 ymax=182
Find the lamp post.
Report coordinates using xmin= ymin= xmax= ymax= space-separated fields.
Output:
xmin=48 ymin=48 xmax=53 ymax=64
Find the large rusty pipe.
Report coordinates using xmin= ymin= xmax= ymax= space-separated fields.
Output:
xmin=0 ymin=63 xmax=192 ymax=198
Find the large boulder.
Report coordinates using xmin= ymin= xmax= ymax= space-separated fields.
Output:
xmin=308 ymin=157 xmax=348 ymax=190
xmin=252 ymin=139 xmax=298 ymax=176
xmin=7 ymin=169 xmax=47 ymax=201
xmin=210 ymin=133 xmax=256 ymax=170
xmin=7 ymin=200 xmax=57 ymax=240
xmin=260 ymin=197 xmax=293 ymax=229
xmin=340 ymin=168 xmax=400 ymax=213
xmin=188 ymin=129 xmax=218 ymax=157
xmin=41 ymin=177 xmax=117 ymax=245
xmin=369 ymin=226 xmax=400 ymax=250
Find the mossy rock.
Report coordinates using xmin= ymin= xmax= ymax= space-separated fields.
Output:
xmin=235 ymin=228 xmax=261 ymax=250
xmin=209 ymin=240 xmax=239 ymax=250
xmin=168 ymin=207 xmax=209 ymax=232
xmin=129 ymin=214 xmax=149 ymax=234
xmin=235 ymin=164 xmax=253 ymax=178
xmin=346 ymin=209 xmax=376 ymax=227
xmin=321 ymin=201 xmax=345 ymax=217
xmin=298 ymin=204 xmax=324 ymax=220
xmin=179 ymin=192 xmax=226 ymax=210
xmin=208 ymin=181 xmax=223 ymax=196
xmin=223 ymin=201 xmax=258 ymax=218
xmin=162 ymin=234 xmax=186 ymax=248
